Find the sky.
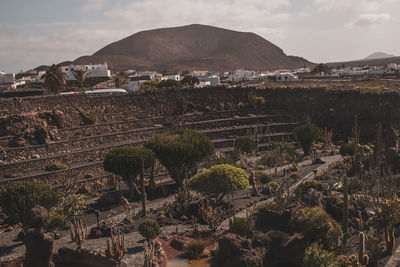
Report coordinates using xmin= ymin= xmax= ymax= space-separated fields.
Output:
xmin=0 ymin=0 xmax=399 ymax=73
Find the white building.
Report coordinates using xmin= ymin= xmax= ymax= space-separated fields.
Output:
xmin=275 ymin=72 xmax=299 ymax=82
xmin=60 ymin=63 xmax=111 ymax=81
xmin=199 ymin=76 xmax=220 ymax=86
xmin=127 ymin=76 xmax=152 ymax=91
xmin=166 ymin=75 xmax=181 ymax=81
xmin=388 ymin=63 xmax=399 ymax=70
xmin=227 ymin=69 xmax=259 ymax=82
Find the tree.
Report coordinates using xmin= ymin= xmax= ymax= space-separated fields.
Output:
xmin=104 ymin=147 xmax=155 ymax=199
xmin=73 ymin=69 xmax=87 ymax=89
xmin=0 ymin=181 xmax=59 ymax=227
xmin=146 ymin=129 xmax=215 ymax=188
xmin=294 ymin=123 xmax=320 ymax=155
xmin=311 ymin=63 xmax=331 ymax=75
xmin=157 ymin=79 xmax=182 ymax=88
xmin=139 ymin=219 xmax=160 ymax=240
xmin=43 ymin=64 xmax=66 ymax=94
xmin=181 ymin=75 xmax=200 ymax=87
xmin=189 ymin=164 xmax=249 ymax=202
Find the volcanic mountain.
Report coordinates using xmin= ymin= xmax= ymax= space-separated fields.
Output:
xmin=73 ymin=24 xmax=313 ymax=71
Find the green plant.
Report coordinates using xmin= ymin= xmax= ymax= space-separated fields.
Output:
xmin=186 ymin=239 xmax=206 ymax=259
xmin=78 ymin=109 xmax=97 ymax=125
xmin=339 ymin=143 xmax=356 ymax=157
xmin=234 ymin=136 xmax=257 ymax=154
xmin=45 ymin=211 xmax=66 ymax=231
xmin=189 ymin=164 xmax=249 ymax=202
xmin=325 ymin=194 xmax=343 ymax=222
xmin=157 ymin=79 xmax=182 ymax=88
xmin=358 ymin=232 xmax=369 ymax=266
xmin=255 ymin=172 xmax=271 ymax=184
xmin=146 ymin=129 xmax=215 ymax=188
xmin=0 ymin=181 xmax=58 ymax=226
xmin=139 ymin=219 xmax=160 ymax=240
xmin=290 ymin=206 xmax=341 ymax=248
xmin=105 ymin=227 xmax=127 ymax=262
xmin=198 ymin=199 xmax=223 ymax=231
xmin=294 ymin=123 xmax=320 ymax=155
xmin=295 ymin=180 xmax=322 ymax=199
xmin=104 ymin=146 xmax=155 ymax=198
xmin=262 ymin=182 xmax=279 ymax=196
xmin=70 ymin=218 xmax=88 ymax=249
xmin=60 ymin=194 xmax=87 ymax=220
xmin=372 ymin=196 xmax=400 ymax=253
xmin=45 ymin=161 xmax=68 ymax=171
xmin=230 ymin=217 xmax=252 ymax=236
xmin=303 ymin=243 xmax=338 ymax=267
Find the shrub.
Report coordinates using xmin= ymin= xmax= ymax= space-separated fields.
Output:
xmin=189 ymin=164 xmax=249 ymax=201
xmin=294 ymin=123 xmax=320 ymax=155
xmin=262 ymin=148 xmax=282 ymax=168
xmin=303 ymin=243 xmax=338 ymax=267
xmin=0 ymin=181 xmax=59 ymax=226
xmin=146 ymin=129 xmax=215 ymax=188
xmin=255 ymin=172 xmax=271 ymax=184
xmin=45 ymin=211 xmax=66 ymax=231
xmin=339 ymin=143 xmax=356 ymax=157
xmin=230 ymin=217 xmax=252 ymax=236
xmin=290 ymin=206 xmax=341 ymax=248
xmin=262 ymin=182 xmax=279 ymax=196
xmin=139 ymin=219 xmax=160 ymax=240
xmin=295 ymin=180 xmax=322 ymax=199
xmin=60 ymin=194 xmax=87 ymax=220
xmin=186 ymin=239 xmax=206 ymax=259
xmin=104 ymin=146 xmax=155 ymax=197
xmin=157 ymin=79 xmax=182 ymax=88
xmin=45 ymin=161 xmax=68 ymax=171
xmin=324 ymin=195 xmax=343 ymax=222
xmin=78 ymin=109 xmax=97 ymax=125
xmin=234 ymin=136 xmax=256 ymax=154
xmin=262 ymin=201 xmax=285 ymax=212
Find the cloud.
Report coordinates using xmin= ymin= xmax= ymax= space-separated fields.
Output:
xmin=81 ymin=0 xmax=105 ymax=11
xmin=0 ymin=0 xmax=293 ymax=72
xmin=347 ymin=13 xmax=391 ymax=28
xmin=314 ymin=0 xmax=397 ymax=12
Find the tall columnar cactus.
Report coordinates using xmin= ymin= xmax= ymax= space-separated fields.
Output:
xmin=140 ymin=157 xmax=147 ymax=217
xmin=385 ymin=227 xmax=396 ymax=253
xmin=105 ymin=227 xmax=126 ymax=262
xmin=70 ymin=218 xmax=88 ymax=249
xmin=342 ymin=175 xmax=349 ymax=245
xmin=359 ymin=232 xmax=370 ymax=266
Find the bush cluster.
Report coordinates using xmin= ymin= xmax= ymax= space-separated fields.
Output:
xmin=290 ymin=206 xmax=341 ymax=248
xmin=0 ymin=181 xmax=59 ymax=226
xmin=295 ymin=180 xmax=322 ymax=199
xmin=303 ymin=243 xmax=338 ymax=267
xmin=230 ymin=217 xmax=252 ymax=236
xmin=186 ymin=239 xmax=206 ymax=259
xmin=255 ymin=172 xmax=271 ymax=184
xmin=262 ymin=182 xmax=279 ymax=196
xmin=234 ymin=136 xmax=256 ymax=154
xmin=139 ymin=219 xmax=160 ymax=240
xmin=294 ymin=123 xmax=320 ymax=155
xmin=45 ymin=161 xmax=68 ymax=171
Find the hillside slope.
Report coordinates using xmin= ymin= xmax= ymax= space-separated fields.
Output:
xmin=73 ymin=24 xmax=313 ymax=71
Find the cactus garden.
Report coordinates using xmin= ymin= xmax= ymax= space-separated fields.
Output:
xmin=1 ymin=85 xmax=400 ymax=266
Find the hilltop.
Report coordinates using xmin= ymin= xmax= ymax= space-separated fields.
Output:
xmin=73 ymin=24 xmax=313 ymax=71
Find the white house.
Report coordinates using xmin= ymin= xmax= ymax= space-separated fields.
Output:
xmin=199 ymin=76 xmax=220 ymax=86
xmin=166 ymin=75 xmax=181 ymax=81
xmin=60 ymin=63 xmax=111 ymax=81
xmin=275 ymin=72 xmax=299 ymax=82
xmin=127 ymin=75 xmax=152 ymax=91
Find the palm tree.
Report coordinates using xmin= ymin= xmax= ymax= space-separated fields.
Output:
xmin=73 ymin=69 xmax=87 ymax=89
xmin=43 ymin=64 xmax=66 ymax=94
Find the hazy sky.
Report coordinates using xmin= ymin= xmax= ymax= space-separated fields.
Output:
xmin=1 ymin=0 xmax=399 ymax=72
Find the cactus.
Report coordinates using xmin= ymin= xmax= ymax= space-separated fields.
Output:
xmin=385 ymin=227 xmax=396 ymax=253
xmin=70 ymin=218 xmax=88 ymax=249
xmin=94 ymin=209 xmax=101 ymax=228
xmin=140 ymin=157 xmax=147 ymax=217
xmin=358 ymin=232 xmax=370 ymax=266
xmin=342 ymin=175 xmax=349 ymax=245
xmin=191 ymin=215 xmax=198 ymax=235
xmin=337 ymin=254 xmax=362 ymax=267
xmin=105 ymin=227 xmax=126 ymax=262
